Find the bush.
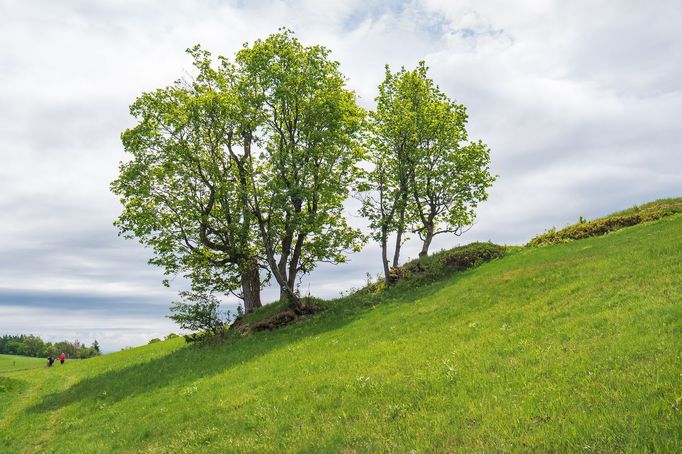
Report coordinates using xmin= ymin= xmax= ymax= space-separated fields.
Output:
xmin=168 ymin=291 xmax=233 ymax=340
xmin=439 ymin=242 xmax=508 ymax=270
xmin=388 ymin=242 xmax=507 ymax=287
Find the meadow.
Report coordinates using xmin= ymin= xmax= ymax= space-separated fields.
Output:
xmin=0 ymin=210 xmax=680 ymax=452
xmin=0 ymin=354 xmax=44 ymax=374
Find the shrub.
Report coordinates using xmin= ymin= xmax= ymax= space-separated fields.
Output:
xmin=168 ymin=291 xmax=234 ymax=341
xmin=439 ymin=242 xmax=507 ymax=270
xmin=389 ymin=242 xmax=507 ymax=287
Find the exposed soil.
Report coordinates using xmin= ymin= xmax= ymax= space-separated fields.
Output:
xmin=231 ymin=303 xmax=318 ymax=335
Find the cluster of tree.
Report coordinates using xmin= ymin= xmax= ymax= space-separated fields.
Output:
xmin=0 ymin=334 xmax=101 ymax=359
xmin=148 ymin=332 xmax=181 ymax=344
xmin=361 ymin=62 xmax=495 ymax=282
xmin=111 ymin=30 xmax=494 ymax=324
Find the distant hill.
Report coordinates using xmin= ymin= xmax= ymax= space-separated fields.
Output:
xmin=1 ymin=201 xmax=680 ymax=452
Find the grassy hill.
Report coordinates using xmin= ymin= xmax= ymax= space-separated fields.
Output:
xmin=1 ymin=208 xmax=681 ymax=452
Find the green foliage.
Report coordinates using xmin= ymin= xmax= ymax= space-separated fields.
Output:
xmin=1 ymin=213 xmax=680 ymax=451
xmin=361 ymin=61 xmax=495 ymax=278
xmin=392 ymin=242 xmax=507 ymax=287
xmin=236 ymin=29 xmax=367 ymax=304
xmin=168 ymin=291 xmax=235 ymax=339
xmin=605 ymin=197 xmax=682 ymax=217
xmin=112 ymin=30 xmax=366 ymax=312
xmin=437 ymin=241 xmax=507 ymax=270
xmin=0 ymin=335 xmax=101 ymax=359
xmin=148 ymin=338 xmax=162 ymax=345
xmin=528 ymin=198 xmax=682 ymax=247
xmin=111 ymin=44 xmax=258 ymax=307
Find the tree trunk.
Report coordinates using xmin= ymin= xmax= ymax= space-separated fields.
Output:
xmin=287 ymin=232 xmax=305 ymax=293
xmin=281 ymin=283 xmax=301 ymax=310
xmin=381 ymin=227 xmax=390 ymax=283
xmin=240 ymin=262 xmax=262 ymax=313
xmin=392 ymin=190 xmax=408 ymax=268
xmin=392 ymin=222 xmax=404 ymax=269
xmin=419 ymin=227 xmax=434 ymax=258
xmin=392 ymin=227 xmax=403 ymax=268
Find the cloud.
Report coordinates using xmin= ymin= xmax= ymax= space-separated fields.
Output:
xmin=1 ymin=0 xmax=680 ymax=351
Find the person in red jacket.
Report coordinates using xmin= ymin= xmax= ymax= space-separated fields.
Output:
xmin=59 ymin=353 xmax=66 ymax=365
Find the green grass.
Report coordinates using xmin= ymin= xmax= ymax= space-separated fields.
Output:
xmin=0 ymin=355 xmax=46 ymax=422
xmin=1 ymin=213 xmax=681 ymax=452
xmin=0 ymin=354 xmax=45 ymax=374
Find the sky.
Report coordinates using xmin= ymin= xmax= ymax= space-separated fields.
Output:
xmin=1 ymin=0 xmax=680 ymax=352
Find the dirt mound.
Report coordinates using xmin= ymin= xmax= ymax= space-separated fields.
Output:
xmin=232 ymin=303 xmax=318 ymax=335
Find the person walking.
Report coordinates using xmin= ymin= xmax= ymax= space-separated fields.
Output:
xmin=59 ymin=353 xmax=66 ymax=365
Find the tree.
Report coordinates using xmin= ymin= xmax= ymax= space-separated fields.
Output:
xmin=361 ymin=64 xmax=423 ymax=282
xmin=91 ymin=340 xmax=101 ymax=354
xmin=362 ymin=62 xmax=494 ymax=281
xmin=0 ymin=335 xmax=100 ymax=358
xmin=111 ymin=46 xmax=264 ymax=313
xmin=168 ymin=291 xmax=233 ymax=337
xmin=21 ymin=335 xmax=45 ymax=357
xmin=236 ymin=30 xmax=366 ymax=308
xmin=114 ymin=30 xmax=365 ymax=315
xmin=407 ymin=63 xmax=495 ymax=257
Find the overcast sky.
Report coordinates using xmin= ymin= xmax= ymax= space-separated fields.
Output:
xmin=1 ymin=0 xmax=680 ymax=352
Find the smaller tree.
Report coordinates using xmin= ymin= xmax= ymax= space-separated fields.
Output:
xmin=20 ymin=335 xmax=45 ymax=358
xmin=407 ymin=68 xmax=495 ymax=257
xmin=168 ymin=291 xmax=234 ymax=337
xmin=360 ymin=64 xmax=420 ymax=283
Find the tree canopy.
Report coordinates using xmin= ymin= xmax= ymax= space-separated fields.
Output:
xmin=112 ymin=30 xmax=366 ymax=313
xmin=236 ymin=30 xmax=366 ymax=306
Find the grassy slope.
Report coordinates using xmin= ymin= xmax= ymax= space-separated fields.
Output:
xmin=0 ymin=355 xmax=45 ymax=423
xmin=1 ymin=215 xmax=681 ymax=452
xmin=0 ymin=354 xmax=44 ymax=374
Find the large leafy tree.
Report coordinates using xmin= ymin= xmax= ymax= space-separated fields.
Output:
xmin=113 ymin=31 xmax=365 ymax=315
xmin=363 ymin=62 xmax=494 ymax=281
xmin=111 ymin=46 xmax=264 ymax=313
xmin=237 ymin=30 xmax=366 ymax=308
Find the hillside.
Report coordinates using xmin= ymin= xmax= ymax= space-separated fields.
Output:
xmin=1 ymin=211 xmax=681 ymax=452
